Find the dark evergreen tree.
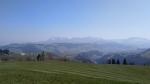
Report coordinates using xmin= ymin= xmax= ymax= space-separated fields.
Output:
xmin=0 ymin=49 xmax=2 ymax=55
xmin=107 ymin=59 xmax=112 ymax=64
xmin=37 ymin=54 xmax=41 ymax=61
xmin=0 ymin=49 xmax=9 ymax=55
xmin=37 ymin=51 xmax=45 ymax=61
xmin=123 ymin=58 xmax=128 ymax=65
xmin=116 ymin=59 xmax=120 ymax=64
xmin=112 ymin=59 xmax=116 ymax=64
xmin=3 ymin=49 xmax=9 ymax=55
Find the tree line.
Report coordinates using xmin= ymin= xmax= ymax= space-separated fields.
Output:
xmin=107 ymin=58 xmax=133 ymax=65
xmin=37 ymin=51 xmax=45 ymax=61
xmin=0 ymin=49 xmax=9 ymax=55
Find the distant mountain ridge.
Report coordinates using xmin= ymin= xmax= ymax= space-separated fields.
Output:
xmin=1 ymin=37 xmax=150 ymax=64
xmin=115 ymin=37 xmax=150 ymax=48
xmin=1 ymin=37 xmax=150 ymax=57
xmin=39 ymin=37 xmax=150 ymax=48
xmin=39 ymin=37 xmax=107 ymax=44
xmin=0 ymin=42 xmax=138 ymax=54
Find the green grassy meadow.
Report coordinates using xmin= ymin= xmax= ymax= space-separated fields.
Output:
xmin=0 ymin=61 xmax=150 ymax=84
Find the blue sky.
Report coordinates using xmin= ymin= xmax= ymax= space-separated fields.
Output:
xmin=0 ymin=0 xmax=150 ymax=44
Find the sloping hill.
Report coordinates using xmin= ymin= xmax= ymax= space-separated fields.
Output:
xmin=0 ymin=61 xmax=150 ymax=84
xmin=141 ymin=49 xmax=150 ymax=58
xmin=0 ymin=42 xmax=137 ymax=54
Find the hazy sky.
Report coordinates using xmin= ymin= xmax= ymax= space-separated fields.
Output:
xmin=0 ymin=0 xmax=150 ymax=44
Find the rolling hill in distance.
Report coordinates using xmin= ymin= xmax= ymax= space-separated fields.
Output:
xmin=1 ymin=37 xmax=150 ymax=65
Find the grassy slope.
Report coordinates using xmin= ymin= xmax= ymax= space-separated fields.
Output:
xmin=0 ymin=61 xmax=150 ymax=84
